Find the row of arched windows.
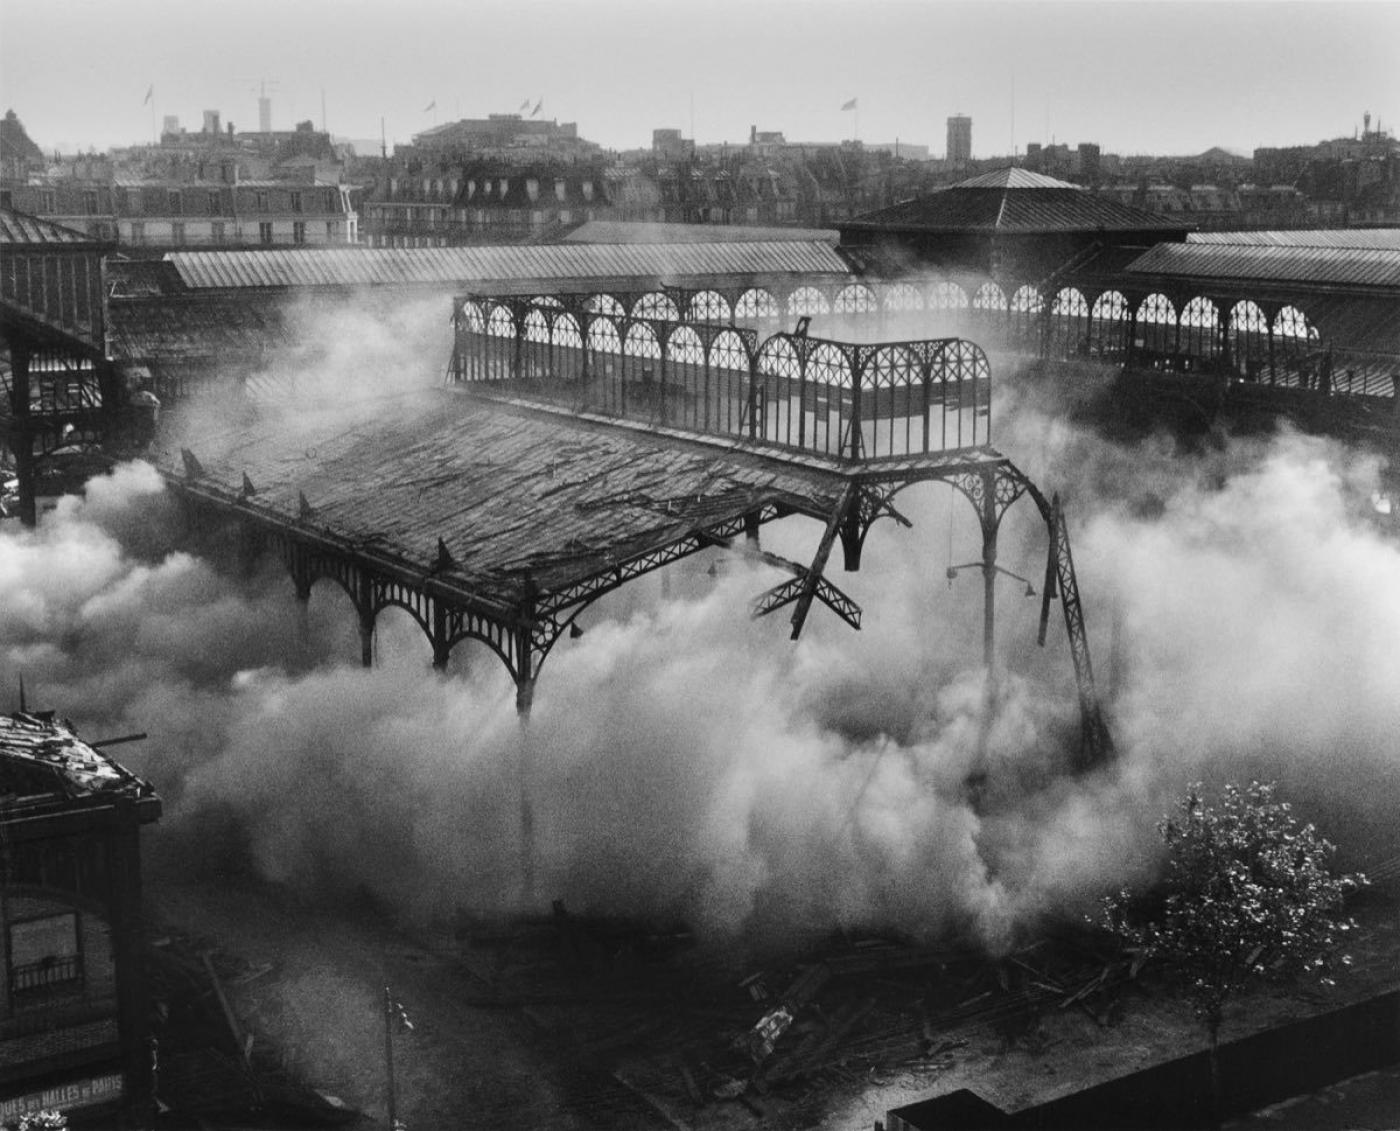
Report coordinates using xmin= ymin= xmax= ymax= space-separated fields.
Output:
xmin=459 ymin=275 xmax=1345 ymax=396
xmin=454 ymin=299 xmax=993 ymax=458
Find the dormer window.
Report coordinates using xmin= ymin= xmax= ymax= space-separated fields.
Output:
xmin=525 ymin=178 xmax=540 ymax=202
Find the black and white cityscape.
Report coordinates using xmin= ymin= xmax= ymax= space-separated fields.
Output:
xmin=2 ymin=2 xmax=1399 ymax=1128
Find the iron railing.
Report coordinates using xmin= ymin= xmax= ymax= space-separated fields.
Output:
xmin=449 ymin=298 xmax=993 ymax=461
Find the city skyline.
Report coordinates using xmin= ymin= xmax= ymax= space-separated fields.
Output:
xmin=1 ymin=0 xmax=1398 ymax=158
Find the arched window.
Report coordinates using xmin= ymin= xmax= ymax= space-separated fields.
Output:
xmin=735 ymin=287 xmax=780 ymax=321
xmin=928 ymin=281 xmax=970 ymax=310
xmin=688 ymin=290 xmax=731 ymax=324
xmin=459 ymin=300 xmax=486 ymax=333
xmin=1007 ymin=284 xmax=1045 ymax=349
xmin=523 ymin=309 xmax=550 ymax=344
xmin=1228 ymin=300 xmax=1270 ymax=380
xmin=631 ymin=291 xmax=680 ymax=321
xmin=1135 ymin=293 xmax=1176 ymax=358
xmin=623 ymin=322 xmax=661 ymax=359
xmin=666 ymin=325 xmax=704 ymax=366
xmin=487 ymin=304 xmax=517 ymax=338
xmin=834 ymin=283 xmax=879 ymax=314
xmin=1010 ymin=285 xmax=1044 ymax=314
xmin=587 ymin=316 xmax=621 ymax=355
xmin=861 ymin=344 xmax=919 ymax=458
xmin=1089 ymin=290 xmax=1130 ymax=358
xmin=1048 ymin=287 xmax=1090 ymax=358
xmin=584 ymin=293 xmax=626 ymax=317
xmin=551 ymin=313 xmax=583 ymax=348
xmin=754 ymin=335 xmax=801 ymax=444
xmin=1274 ymin=305 xmax=1320 ymax=388
xmin=972 ymin=282 xmax=1007 ymax=311
xmin=550 ymin=312 xmax=585 ymax=382
xmin=709 ymin=329 xmax=750 ymax=374
xmin=1274 ymin=305 xmax=1316 ymax=343
xmin=1180 ymin=296 xmax=1220 ymax=361
xmin=787 ymin=286 xmax=831 ymax=317
xmin=882 ymin=283 xmax=924 ymax=312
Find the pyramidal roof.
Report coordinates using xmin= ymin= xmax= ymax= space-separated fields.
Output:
xmin=950 ymin=167 xmax=1080 ymax=191
xmin=844 ymin=165 xmax=1189 ymax=235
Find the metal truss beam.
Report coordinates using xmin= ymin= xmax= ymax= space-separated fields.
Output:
xmin=781 ymin=483 xmax=858 ymax=639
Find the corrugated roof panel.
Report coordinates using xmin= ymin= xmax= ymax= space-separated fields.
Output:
xmin=1125 ymin=243 xmax=1400 ymax=289
xmin=564 ymin=220 xmax=840 ymax=245
xmin=1187 ymin=229 xmax=1400 ymax=250
xmin=0 ymin=207 xmax=103 ymax=245
xmin=165 ymin=242 xmax=852 ymax=291
xmin=151 ymin=388 xmax=854 ymax=604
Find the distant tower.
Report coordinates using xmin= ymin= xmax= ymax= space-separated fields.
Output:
xmin=259 ymin=95 xmax=272 ymax=134
xmin=202 ymin=110 xmax=221 ymax=135
xmin=947 ymin=115 xmax=972 ymax=166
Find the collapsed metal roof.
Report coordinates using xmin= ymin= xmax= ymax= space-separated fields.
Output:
xmin=163 ymin=241 xmax=852 ymax=292
xmin=152 ymin=386 xmax=885 ymax=605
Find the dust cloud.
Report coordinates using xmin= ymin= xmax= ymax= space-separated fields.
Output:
xmin=3 ymin=295 xmax=1397 ymax=955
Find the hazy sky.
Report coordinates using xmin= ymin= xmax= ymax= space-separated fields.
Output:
xmin=2 ymin=0 xmax=1397 ymax=158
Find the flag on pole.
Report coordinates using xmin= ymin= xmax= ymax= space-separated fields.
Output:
xmin=531 ymin=99 xmax=543 ymax=117
xmin=841 ymin=98 xmax=857 ymax=111
xmin=423 ymin=99 xmax=436 ymax=113
xmin=144 ymin=84 xmax=154 ymax=106
xmin=519 ymin=98 xmax=531 ymax=112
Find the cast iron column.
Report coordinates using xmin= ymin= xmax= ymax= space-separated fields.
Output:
xmin=8 ymin=342 xmax=37 ymax=527
xmin=979 ymin=467 xmax=999 ymax=670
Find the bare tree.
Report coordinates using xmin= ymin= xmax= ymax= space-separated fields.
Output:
xmin=1100 ymin=781 xmax=1365 ymax=1128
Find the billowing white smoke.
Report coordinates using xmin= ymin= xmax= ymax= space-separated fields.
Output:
xmin=3 ymin=300 xmax=1396 ymax=953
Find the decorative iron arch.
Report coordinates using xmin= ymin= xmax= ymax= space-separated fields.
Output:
xmin=460 ymin=299 xmax=487 ymax=333
xmin=1228 ymin=299 xmax=1270 ymax=380
xmin=623 ymin=321 xmax=662 ymax=358
xmin=834 ymin=282 xmax=879 ymax=314
xmin=487 ymin=303 xmax=518 ymax=337
xmin=299 ymin=563 xmax=362 ymax=614
xmin=928 ymin=281 xmax=970 ymax=310
xmin=369 ymin=595 xmax=432 ymax=640
xmin=631 ymin=291 xmax=682 ymax=321
xmin=787 ymin=286 xmax=831 ymax=317
xmin=882 ymin=282 xmax=925 ymax=312
xmin=665 ymin=323 xmax=705 ymax=364
xmin=687 ymin=289 xmax=731 ymax=324
xmin=1180 ymin=296 xmax=1221 ymax=362
xmin=735 ymin=286 xmax=780 ymax=321
xmin=972 ymin=282 xmax=1007 ymax=311
xmin=584 ymin=293 xmax=627 ymax=318
xmin=522 ymin=308 xmax=550 ymax=343
xmin=1089 ymin=290 xmax=1131 ymax=359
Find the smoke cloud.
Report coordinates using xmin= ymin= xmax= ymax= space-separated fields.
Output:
xmin=4 ymin=296 xmax=1397 ymax=956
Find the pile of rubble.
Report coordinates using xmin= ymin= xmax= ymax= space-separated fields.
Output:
xmin=146 ymin=926 xmax=357 ymax=1128
xmin=447 ymin=902 xmax=1138 ymax=1127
